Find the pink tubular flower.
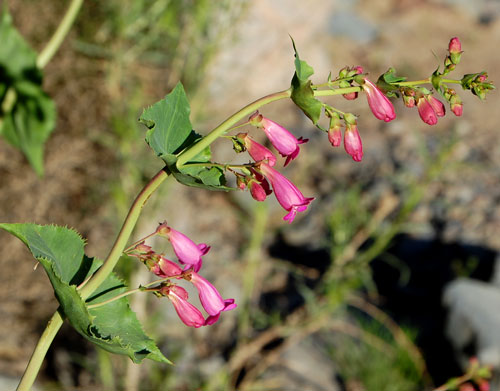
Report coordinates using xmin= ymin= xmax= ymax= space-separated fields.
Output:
xmin=361 ymin=78 xmax=396 ymax=122
xmin=258 ymin=162 xmax=314 ymax=223
xmin=236 ymin=133 xmax=277 ymax=166
xmin=249 ymin=180 xmax=269 ymax=201
xmin=416 ymin=95 xmax=445 ymax=125
xmin=164 ymin=285 xmax=205 ymax=328
xmin=205 ymin=299 xmax=237 ymax=325
xmin=344 ymin=122 xmax=363 ymax=162
xmin=151 ymin=257 xmax=183 ymax=278
xmin=417 ymin=96 xmax=438 ymax=125
xmin=188 ymin=271 xmax=236 ymax=317
xmin=427 ymin=95 xmax=445 ymax=117
xmin=250 ymin=112 xmax=308 ymax=167
xmin=157 ymin=223 xmax=210 ymax=272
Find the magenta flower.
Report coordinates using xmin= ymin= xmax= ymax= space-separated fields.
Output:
xmin=157 ymin=223 xmax=210 ymax=272
xmin=344 ymin=123 xmax=363 ymax=162
xmin=151 ymin=257 xmax=183 ymax=278
xmin=164 ymin=285 xmax=205 ymax=328
xmin=259 ymin=163 xmax=314 ymax=223
xmin=188 ymin=271 xmax=236 ymax=316
xmin=427 ymin=95 xmax=446 ymax=117
xmin=237 ymin=133 xmax=277 ymax=166
xmin=362 ymin=78 xmax=396 ymax=122
xmin=205 ymin=299 xmax=237 ymax=325
xmin=249 ymin=180 xmax=269 ymax=201
xmin=250 ymin=112 xmax=308 ymax=167
xmin=416 ymin=95 xmax=445 ymax=125
xmin=417 ymin=96 xmax=438 ymax=125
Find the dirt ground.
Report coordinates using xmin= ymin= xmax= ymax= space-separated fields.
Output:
xmin=1 ymin=0 xmax=500 ymax=388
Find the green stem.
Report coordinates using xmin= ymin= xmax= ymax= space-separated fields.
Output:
xmin=17 ymin=311 xmax=64 ymax=391
xmin=17 ymin=168 xmax=170 ymax=391
xmin=79 ymin=168 xmax=170 ymax=300
xmin=395 ymin=78 xmax=430 ymax=87
xmin=1 ymin=0 xmax=83 ymax=131
xmin=87 ymin=288 xmax=141 ymax=309
xmin=182 ymin=162 xmax=256 ymax=170
xmin=36 ymin=0 xmax=84 ymax=68
xmin=176 ymin=89 xmax=292 ymax=168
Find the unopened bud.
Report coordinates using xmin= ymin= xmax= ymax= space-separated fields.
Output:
xmin=448 ymin=37 xmax=462 ymax=65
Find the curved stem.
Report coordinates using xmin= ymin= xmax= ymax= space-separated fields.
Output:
xmin=17 ymin=167 xmax=170 ymax=391
xmin=176 ymin=89 xmax=292 ymax=168
xmin=17 ymin=311 xmax=64 ymax=391
xmin=79 ymin=167 xmax=170 ymax=300
xmin=36 ymin=0 xmax=84 ymax=68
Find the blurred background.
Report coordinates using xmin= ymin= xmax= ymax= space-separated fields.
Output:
xmin=1 ymin=0 xmax=500 ymax=390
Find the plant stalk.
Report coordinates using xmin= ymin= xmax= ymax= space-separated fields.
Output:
xmin=36 ymin=0 xmax=84 ymax=69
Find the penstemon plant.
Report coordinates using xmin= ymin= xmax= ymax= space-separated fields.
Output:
xmin=1 ymin=33 xmax=494 ymax=391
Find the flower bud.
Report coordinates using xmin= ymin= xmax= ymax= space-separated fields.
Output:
xmin=344 ymin=121 xmax=363 ymax=162
xmin=361 ymin=78 xmax=396 ymax=122
xmin=327 ymin=112 xmax=342 ymax=147
xmin=448 ymin=37 xmax=462 ymax=65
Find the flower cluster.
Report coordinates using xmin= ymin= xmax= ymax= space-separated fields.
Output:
xmin=128 ymin=222 xmax=236 ymax=328
xmin=322 ymin=66 xmax=397 ymax=162
xmin=226 ymin=37 xmax=493 ymax=223
xmin=232 ymin=113 xmax=314 ymax=223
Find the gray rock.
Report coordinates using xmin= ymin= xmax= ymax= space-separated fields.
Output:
xmin=443 ymin=278 xmax=500 ymax=386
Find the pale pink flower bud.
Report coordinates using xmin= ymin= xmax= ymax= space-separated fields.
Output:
xmin=362 ymin=78 xmax=396 ymax=122
xmin=259 ymin=163 xmax=314 ymax=223
xmin=236 ymin=133 xmax=277 ymax=166
xmin=151 ymin=257 xmax=183 ymax=278
xmin=327 ymin=112 xmax=342 ymax=147
xmin=250 ymin=112 xmax=308 ymax=167
xmin=448 ymin=37 xmax=462 ymax=64
xmin=328 ymin=127 xmax=342 ymax=147
xmin=159 ymin=224 xmax=210 ymax=272
xmin=344 ymin=122 xmax=363 ymax=162
xmin=164 ymin=285 xmax=205 ymax=328
xmin=478 ymin=380 xmax=490 ymax=391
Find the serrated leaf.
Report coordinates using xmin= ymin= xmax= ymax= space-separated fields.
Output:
xmin=0 ymin=9 xmax=56 ymax=176
xmin=0 ymin=223 xmax=170 ymax=364
xmin=139 ymin=82 xmax=231 ymax=190
xmin=290 ymin=38 xmax=323 ymax=124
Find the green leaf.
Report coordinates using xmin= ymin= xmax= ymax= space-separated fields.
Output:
xmin=0 ymin=11 xmax=40 ymax=81
xmin=0 ymin=223 xmax=170 ymax=364
xmin=381 ymin=68 xmax=407 ymax=84
xmin=140 ymin=82 xmax=193 ymax=158
xmin=290 ymin=38 xmax=322 ymax=125
xmin=2 ymin=88 xmax=56 ymax=176
xmin=139 ymin=82 xmax=231 ymax=190
xmin=0 ymin=9 xmax=56 ymax=176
